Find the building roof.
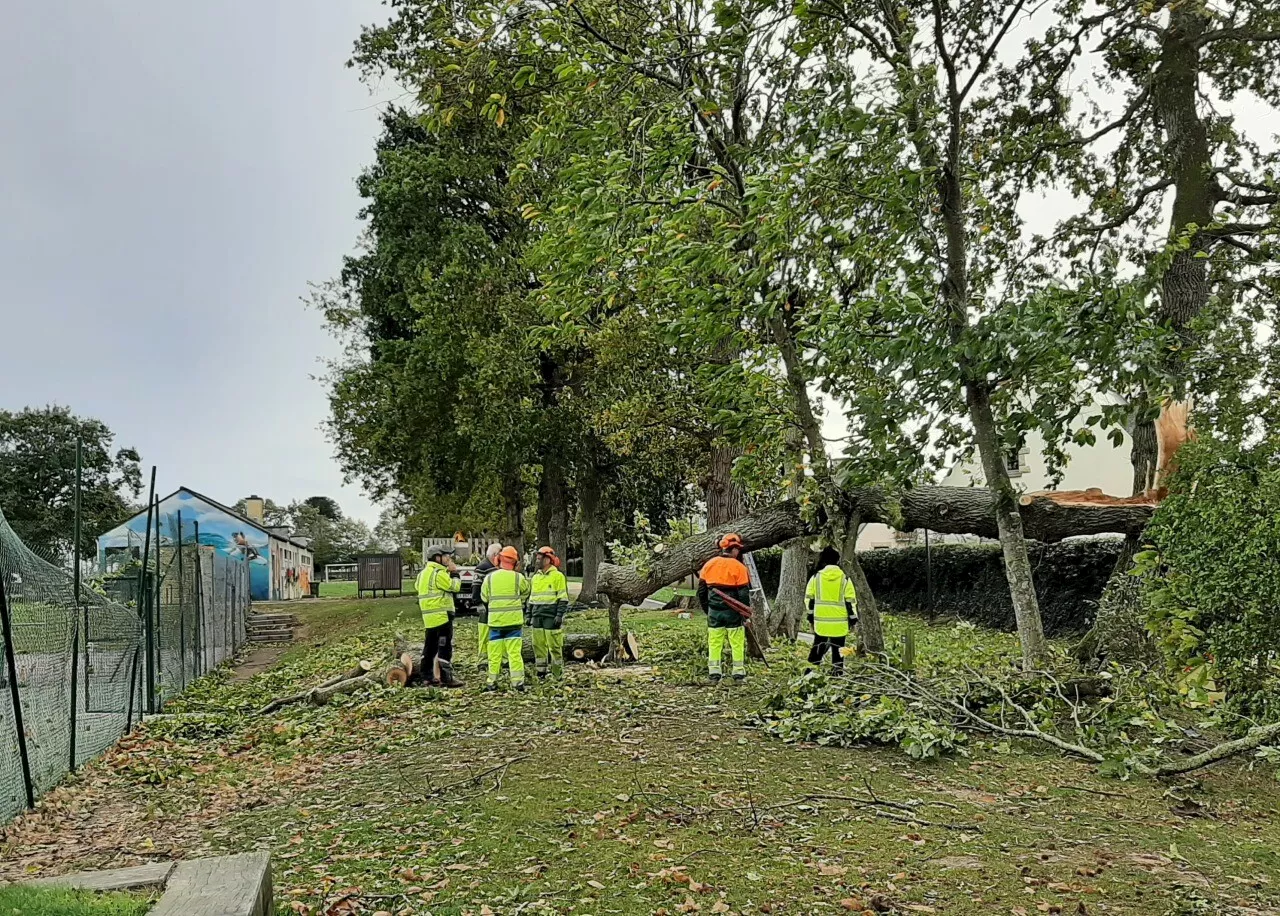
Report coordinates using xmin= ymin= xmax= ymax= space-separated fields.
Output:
xmin=107 ymin=486 xmax=314 ymax=553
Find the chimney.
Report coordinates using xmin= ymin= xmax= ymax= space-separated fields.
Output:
xmin=243 ymin=495 xmax=264 ymax=523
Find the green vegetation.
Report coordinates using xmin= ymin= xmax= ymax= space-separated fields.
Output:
xmin=0 ymin=885 xmax=152 ymax=916
xmin=1140 ymin=437 xmax=1280 ymax=716
xmin=4 ymin=597 xmax=1279 ymax=915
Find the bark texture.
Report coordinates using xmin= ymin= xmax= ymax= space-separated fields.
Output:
xmin=838 ymin=512 xmax=885 ymax=655
xmin=772 ymin=539 xmax=808 ymax=640
xmin=578 ymin=462 xmax=605 ymax=605
xmin=501 ymin=466 xmax=526 ymax=550
xmin=536 ymin=455 xmax=570 ymax=562
xmin=967 ymin=387 xmax=1046 ymax=667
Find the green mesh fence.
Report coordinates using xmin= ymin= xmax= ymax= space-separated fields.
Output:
xmin=0 ymin=505 xmax=251 ymax=825
xmin=0 ymin=507 xmax=141 ymax=824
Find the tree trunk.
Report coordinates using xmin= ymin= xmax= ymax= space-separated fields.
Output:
xmin=837 ymin=511 xmax=884 ymax=656
xmin=578 ymin=462 xmax=605 ymax=606
xmin=606 ymin=600 xmax=624 ymax=662
xmin=501 ymin=466 xmax=526 ymax=550
xmin=967 ymin=384 xmax=1047 ymax=669
xmin=772 ymin=539 xmax=808 ymax=640
xmin=1094 ymin=7 xmax=1213 ymax=663
xmin=536 ymin=454 xmax=570 ymax=561
xmin=705 ymin=443 xmax=745 ymax=528
xmin=705 ymin=337 xmax=747 ymax=528
xmin=597 ymin=490 xmax=1154 ymax=609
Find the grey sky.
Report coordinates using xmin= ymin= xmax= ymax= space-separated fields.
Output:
xmin=0 ymin=1 xmax=389 ymax=524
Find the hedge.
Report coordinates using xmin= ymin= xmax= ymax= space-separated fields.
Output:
xmin=856 ymin=538 xmax=1124 ymax=636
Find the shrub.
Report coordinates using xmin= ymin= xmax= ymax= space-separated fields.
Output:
xmin=858 ymin=538 xmax=1123 ymax=635
xmin=1140 ymin=436 xmax=1280 ymax=710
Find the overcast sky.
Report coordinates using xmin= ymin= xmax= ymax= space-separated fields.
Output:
xmin=0 ymin=1 xmax=391 ymax=524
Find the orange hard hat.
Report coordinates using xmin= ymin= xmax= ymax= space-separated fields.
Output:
xmin=500 ymin=546 xmax=520 ymax=562
xmin=719 ymin=533 xmax=744 ymax=550
xmin=537 ymin=545 xmax=557 ymax=557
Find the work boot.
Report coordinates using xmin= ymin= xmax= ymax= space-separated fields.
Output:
xmin=438 ymin=660 xmax=465 ymax=689
xmin=484 ymin=681 xmax=498 ymax=692
xmin=708 ymin=674 xmax=722 ymax=685
xmin=733 ymin=673 xmax=746 ymax=684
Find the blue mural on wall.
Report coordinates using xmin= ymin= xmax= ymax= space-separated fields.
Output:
xmin=98 ymin=489 xmax=271 ymax=600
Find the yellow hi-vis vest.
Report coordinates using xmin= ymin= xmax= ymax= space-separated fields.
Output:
xmin=529 ymin=568 xmax=569 ymax=607
xmin=481 ymin=567 xmax=530 ymax=628
xmin=805 ymin=565 xmax=857 ymax=637
xmin=417 ymin=561 xmax=459 ymax=629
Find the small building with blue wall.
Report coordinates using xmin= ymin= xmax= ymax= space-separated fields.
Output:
xmin=97 ymin=487 xmax=313 ymax=601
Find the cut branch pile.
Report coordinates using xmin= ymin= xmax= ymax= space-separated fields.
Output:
xmin=842 ymin=662 xmax=1280 ymax=778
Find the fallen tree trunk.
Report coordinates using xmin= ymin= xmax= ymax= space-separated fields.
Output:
xmin=598 ymin=491 xmax=1155 ymax=608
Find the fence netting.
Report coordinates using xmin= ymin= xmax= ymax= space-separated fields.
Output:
xmin=0 ymin=506 xmax=250 ymax=824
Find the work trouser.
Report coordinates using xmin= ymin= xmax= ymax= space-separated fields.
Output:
xmin=708 ymin=625 xmax=746 ymax=677
xmin=808 ymin=634 xmax=846 ymax=672
xmin=421 ymin=619 xmax=454 ymax=683
xmin=477 ymin=622 xmax=490 ymax=668
xmin=531 ymin=625 xmax=564 ymax=677
xmin=486 ymin=624 xmax=525 ymax=686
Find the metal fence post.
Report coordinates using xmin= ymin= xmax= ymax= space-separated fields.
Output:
xmin=139 ymin=468 xmax=156 ymax=715
xmin=193 ymin=521 xmax=204 ymax=677
xmin=177 ymin=511 xmax=185 ymax=691
xmin=152 ymin=499 xmax=161 ymax=708
xmin=69 ymin=435 xmax=82 ymax=771
xmin=0 ymin=572 xmax=36 ymax=810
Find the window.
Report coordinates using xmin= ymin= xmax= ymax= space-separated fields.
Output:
xmin=1005 ymin=444 xmax=1028 ymax=478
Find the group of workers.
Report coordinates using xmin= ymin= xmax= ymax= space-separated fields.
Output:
xmin=414 ymin=541 xmax=569 ymax=690
xmin=415 ymin=532 xmax=859 ymax=689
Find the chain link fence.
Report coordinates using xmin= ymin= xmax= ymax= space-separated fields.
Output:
xmin=1 ymin=504 xmax=250 ymax=825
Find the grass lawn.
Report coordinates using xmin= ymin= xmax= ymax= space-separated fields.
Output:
xmin=2 ymin=598 xmax=1278 ymax=915
xmin=316 ymin=579 xmax=415 ymax=599
xmin=0 ymin=885 xmax=153 ymax=915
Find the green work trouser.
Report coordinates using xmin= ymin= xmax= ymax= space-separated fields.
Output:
xmin=708 ymin=625 xmax=746 ymax=677
xmin=531 ymin=627 xmax=564 ymax=676
xmin=487 ymin=627 xmax=525 ymax=686
xmin=477 ymin=622 xmax=489 ymax=667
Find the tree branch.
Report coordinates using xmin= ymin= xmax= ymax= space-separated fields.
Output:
xmin=958 ymin=0 xmax=1030 ymax=103
xmin=1196 ymin=26 xmax=1280 ymax=47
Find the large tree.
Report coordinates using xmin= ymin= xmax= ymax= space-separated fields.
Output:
xmin=1048 ymin=1 xmax=1280 ymax=658
xmin=0 ymin=406 xmax=141 ymax=563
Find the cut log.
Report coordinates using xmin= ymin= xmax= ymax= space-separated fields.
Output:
xmin=400 ymin=653 xmax=415 ymax=680
xmin=518 ymin=633 xmax=611 ymax=664
xmin=386 ymin=663 xmax=409 ymax=687
xmin=314 ymin=661 xmax=374 ymax=691
xmin=597 ymin=491 xmax=1156 ymax=608
xmin=310 ymin=673 xmax=378 ymax=704
xmin=623 ymin=631 xmax=641 ymax=661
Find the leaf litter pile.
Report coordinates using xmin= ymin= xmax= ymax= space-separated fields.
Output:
xmin=2 ymin=597 xmax=1280 ymax=915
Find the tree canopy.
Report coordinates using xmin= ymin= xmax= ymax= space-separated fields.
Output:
xmin=0 ymin=406 xmax=141 ymax=562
